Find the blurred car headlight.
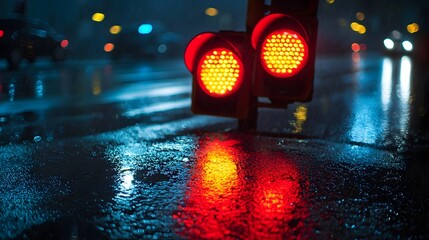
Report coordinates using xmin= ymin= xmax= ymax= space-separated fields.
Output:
xmin=383 ymin=38 xmax=394 ymax=50
xmin=402 ymin=40 xmax=413 ymax=52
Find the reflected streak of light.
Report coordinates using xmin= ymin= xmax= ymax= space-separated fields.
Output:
xmin=399 ymin=56 xmax=411 ymax=133
xmin=119 ymin=170 xmax=134 ymax=194
xmin=399 ymin=56 xmax=411 ymax=105
xmin=351 ymin=51 xmax=361 ymax=72
xmin=381 ymin=58 xmax=393 ymax=111
xmin=8 ymin=82 xmax=15 ymax=101
xmin=201 ymin=142 xmax=238 ymax=201
xmin=123 ymin=99 xmax=190 ymax=117
xmin=173 ymin=138 xmax=243 ymax=239
xmin=92 ymin=71 xmax=102 ymax=96
xmin=116 ymin=84 xmax=189 ymax=102
xmin=349 ymin=102 xmax=376 ymax=144
xmin=35 ymin=77 xmax=44 ymax=98
xmin=251 ymin=152 xmax=307 ymax=239
xmin=291 ymin=105 xmax=307 ymax=133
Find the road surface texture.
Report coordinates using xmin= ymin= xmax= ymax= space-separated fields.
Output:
xmin=0 ymin=54 xmax=428 ymax=239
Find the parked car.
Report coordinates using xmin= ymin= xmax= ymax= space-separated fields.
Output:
xmin=0 ymin=16 xmax=69 ymax=69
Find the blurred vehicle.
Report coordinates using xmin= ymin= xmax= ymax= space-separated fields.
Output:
xmin=109 ymin=22 xmax=184 ymax=60
xmin=383 ymin=30 xmax=413 ymax=56
xmin=0 ymin=16 xmax=69 ymax=69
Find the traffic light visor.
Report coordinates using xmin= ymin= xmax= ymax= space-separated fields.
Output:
xmin=185 ymin=32 xmax=217 ymax=72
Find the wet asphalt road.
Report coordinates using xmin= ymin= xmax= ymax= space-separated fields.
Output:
xmin=0 ymin=54 xmax=428 ymax=239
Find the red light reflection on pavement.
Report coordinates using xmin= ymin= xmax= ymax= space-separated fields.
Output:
xmin=173 ymin=136 xmax=311 ymax=239
xmin=250 ymin=152 xmax=309 ymax=239
xmin=173 ymin=138 xmax=245 ymax=239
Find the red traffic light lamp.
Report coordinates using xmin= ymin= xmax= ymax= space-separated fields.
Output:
xmin=184 ymin=31 xmax=253 ymax=119
xmin=251 ymin=13 xmax=318 ymax=104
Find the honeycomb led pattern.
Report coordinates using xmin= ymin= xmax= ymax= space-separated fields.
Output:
xmin=197 ymin=48 xmax=243 ymax=97
xmin=261 ymin=29 xmax=308 ymax=78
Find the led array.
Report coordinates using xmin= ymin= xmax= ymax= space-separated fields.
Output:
xmin=261 ymin=30 xmax=308 ymax=78
xmin=198 ymin=48 xmax=242 ymax=97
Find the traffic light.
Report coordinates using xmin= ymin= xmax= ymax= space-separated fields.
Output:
xmin=250 ymin=1 xmax=318 ymax=104
xmin=184 ymin=31 xmax=253 ymax=119
xmin=184 ymin=0 xmax=318 ymax=129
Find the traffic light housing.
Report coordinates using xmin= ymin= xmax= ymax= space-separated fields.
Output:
xmin=251 ymin=3 xmax=318 ymax=104
xmin=184 ymin=0 xmax=318 ymax=128
xmin=184 ymin=31 xmax=253 ymax=119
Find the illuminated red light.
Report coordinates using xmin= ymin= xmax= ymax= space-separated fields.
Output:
xmin=60 ymin=39 xmax=69 ymax=48
xmin=0 ymin=30 xmax=4 ymax=38
xmin=261 ymin=29 xmax=308 ymax=78
xmin=351 ymin=43 xmax=360 ymax=52
xmin=197 ymin=48 xmax=243 ymax=97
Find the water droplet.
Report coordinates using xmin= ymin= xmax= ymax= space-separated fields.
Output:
xmin=33 ymin=136 xmax=42 ymax=142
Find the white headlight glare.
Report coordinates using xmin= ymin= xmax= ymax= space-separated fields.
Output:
xmin=383 ymin=38 xmax=394 ymax=50
xmin=402 ymin=40 xmax=413 ymax=52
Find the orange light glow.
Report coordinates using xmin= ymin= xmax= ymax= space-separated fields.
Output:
xmin=350 ymin=22 xmax=366 ymax=34
xmin=205 ymin=7 xmax=218 ymax=17
xmin=197 ymin=48 xmax=243 ymax=97
xmin=109 ymin=25 xmax=122 ymax=34
xmin=356 ymin=12 xmax=365 ymax=21
xmin=407 ymin=23 xmax=419 ymax=34
xmin=104 ymin=43 xmax=114 ymax=52
xmin=261 ymin=29 xmax=308 ymax=78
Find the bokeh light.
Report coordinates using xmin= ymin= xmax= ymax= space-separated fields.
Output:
xmin=60 ymin=39 xmax=69 ymax=48
xmin=92 ymin=12 xmax=105 ymax=22
xmin=350 ymin=22 xmax=366 ymax=34
xmin=351 ymin=43 xmax=360 ymax=52
xmin=402 ymin=41 xmax=413 ymax=52
xmin=407 ymin=23 xmax=419 ymax=34
xmin=383 ymin=38 xmax=394 ymax=50
xmin=356 ymin=12 xmax=365 ymax=21
xmin=205 ymin=7 xmax=219 ymax=17
xmin=138 ymin=24 xmax=153 ymax=34
xmin=104 ymin=43 xmax=115 ymax=52
xmin=109 ymin=25 xmax=122 ymax=35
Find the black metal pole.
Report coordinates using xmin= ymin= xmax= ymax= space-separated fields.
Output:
xmin=237 ymin=0 xmax=268 ymax=131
